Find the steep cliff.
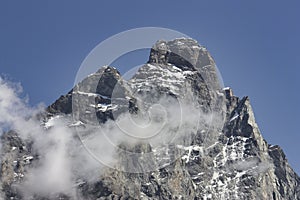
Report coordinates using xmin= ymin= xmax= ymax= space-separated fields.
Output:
xmin=0 ymin=38 xmax=299 ymax=200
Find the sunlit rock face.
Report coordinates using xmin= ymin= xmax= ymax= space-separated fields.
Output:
xmin=1 ymin=38 xmax=299 ymax=200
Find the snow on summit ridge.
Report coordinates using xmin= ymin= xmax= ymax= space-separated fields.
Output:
xmin=0 ymin=38 xmax=299 ymax=200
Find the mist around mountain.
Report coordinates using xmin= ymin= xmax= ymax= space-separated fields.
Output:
xmin=0 ymin=38 xmax=299 ymax=200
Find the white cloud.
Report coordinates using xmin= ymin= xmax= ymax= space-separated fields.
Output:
xmin=0 ymin=76 xmax=226 ymax=198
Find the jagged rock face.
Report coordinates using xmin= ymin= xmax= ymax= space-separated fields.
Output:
xmin=71 ymin=66 xmax=129 ymax=124
xmin=1 ymin=38 xmax=300 ymax=200
xmin=149 ymin=38 xmax=221 ymax=92
xmin=0 ymin=131 xmax=34 ymax=200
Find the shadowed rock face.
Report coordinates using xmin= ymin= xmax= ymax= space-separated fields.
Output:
xmin=1 ymin=38 xmax=299 ymax=200
xmin=148 ymin=38 xmax=221 ymax=92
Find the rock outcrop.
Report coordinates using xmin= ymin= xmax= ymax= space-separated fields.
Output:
xmin=0 ymin=38 xmax=299 ymax=200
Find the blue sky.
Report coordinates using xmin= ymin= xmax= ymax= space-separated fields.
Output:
xmin=0 ymin=1 xmax=299 ymax=173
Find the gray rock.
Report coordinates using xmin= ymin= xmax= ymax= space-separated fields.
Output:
xmin=0 ymin=38 xmax=299 ymax=200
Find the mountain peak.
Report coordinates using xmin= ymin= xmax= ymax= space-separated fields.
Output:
xmin=1 ymin=38 xmax=299 ymax=200
xmin=148 ymin=38 xmax=221 ymax=91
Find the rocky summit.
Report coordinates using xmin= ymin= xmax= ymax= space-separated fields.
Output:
xmin=1 ymin=38 xmax=299 ymax=199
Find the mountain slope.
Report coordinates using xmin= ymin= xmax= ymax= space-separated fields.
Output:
xmin=0 ymin=38 xmax=299 ymax=200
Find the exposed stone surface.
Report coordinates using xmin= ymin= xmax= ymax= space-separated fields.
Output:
xmin=0 ymin=38 xmax=299 ymax=199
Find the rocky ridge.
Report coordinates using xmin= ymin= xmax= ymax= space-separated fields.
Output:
xmin=0 ymin=38 xmax=299 ymax=199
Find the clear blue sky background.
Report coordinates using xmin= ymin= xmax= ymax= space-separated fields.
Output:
xmin=0 ymin=1 xmax=299 ymax=173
